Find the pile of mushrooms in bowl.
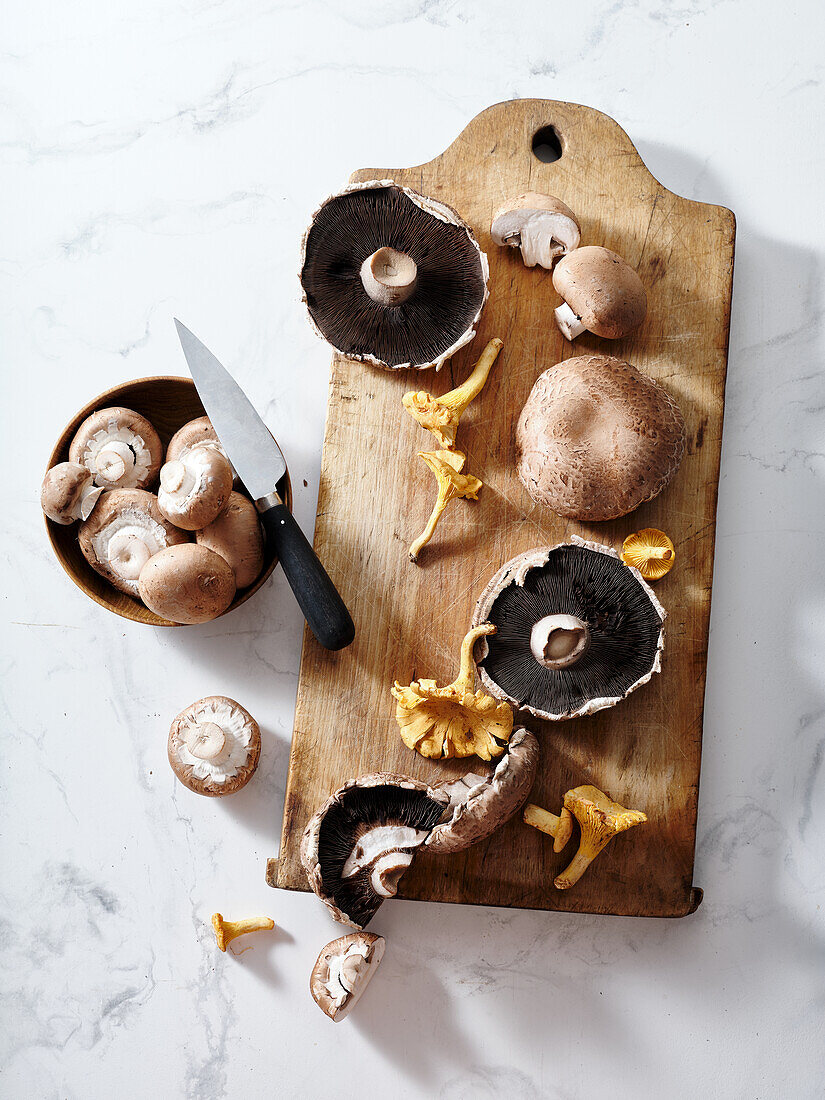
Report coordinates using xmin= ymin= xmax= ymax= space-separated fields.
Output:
xmin=42 ymin=377 xmax=288 ymax=625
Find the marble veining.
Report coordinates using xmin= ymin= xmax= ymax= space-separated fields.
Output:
xmin=2 ymin=0 xmax=824 ymax=1097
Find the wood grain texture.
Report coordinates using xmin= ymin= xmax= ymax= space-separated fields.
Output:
xmin=276 ymin=99 xmax=735 ymax=917
xmin=46 ymin=376 xmax=291 ymax=626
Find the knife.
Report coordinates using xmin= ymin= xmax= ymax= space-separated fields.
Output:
xmin=174 ymin=319 xmax=355 ymax=651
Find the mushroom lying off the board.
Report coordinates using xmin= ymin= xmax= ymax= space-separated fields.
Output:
xmin=69 ymin=406 xmax=163 ymax=491
xmin=212 ymin=913 xmax=274 ymax=952
xmin=517 ymin=354 xmax=685 ymax=521
xmin=168 ymin=696 xmax=261 ymax=796
xmin=299 ymin=180 xmax=489 ymax=371
xmin=472 ymin=540 xmax=665 ymax=721
xmin=552 ymin=245 xmax=647 ymax=341
xmin=166 ymin=415 xmax=229 ymax=465
xmin=157 ymin=447 xmax=234 ymax=531
xmin=490 ymin=193 xmax=580 ymax=269
xmin=310 ymin=932 xmax=385 ymax=1022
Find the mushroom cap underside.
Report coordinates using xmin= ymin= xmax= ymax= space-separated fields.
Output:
xmin=516 ymin=354 xmax=686 ymax=522
xmin=168 ymin=695 xmax=261 ymax=796
xmin=301 ymin=774 xmax=448 ymax=929
xmin=300 ymin=181 xmax=488 ymax=370
xmin=472 ymin=541 xmax=665 ymax=721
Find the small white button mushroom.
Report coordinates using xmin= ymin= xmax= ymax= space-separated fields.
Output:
xmin=552 ymin=245 xmax=647 ymax=341
xmin=41 ymin=461 xmax=103 ymax=524
xmin=157 ymin=448 xmax=233 ymax=532
xmin=491 ymin=192 xmax=581 ymax=269
xmin=196 ymin=491 xmax=265 ymax=589
xmin=68 ymin=407 xmax=163 ymax=490
xmin=138 ymin=543 xmax=236 ymax=624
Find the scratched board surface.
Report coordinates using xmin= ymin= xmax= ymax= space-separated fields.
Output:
xmin=275 ymin=100 xmax=735 ymax=918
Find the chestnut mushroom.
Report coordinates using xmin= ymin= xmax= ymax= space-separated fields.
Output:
xmin=157 ymin=447 xmax=233 ymax=531
xmin=552 ymin=245 xmax=647 ymax=341
xmin=168 ymin=696 xmax=261 ymax=796
xmin=69 ymin=407 xmax=163 ymax=490
xmin=310 ymin=932 xmax=385 ymax=1022
xmin=196 ymin=491 xmax=264 ymax=588
xmin=138 ymin=543 xmax=235 ymax=624
xmin=41 ymin=461 xmax=103 ymax=525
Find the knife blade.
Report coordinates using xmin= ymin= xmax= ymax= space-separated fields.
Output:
xmin=174 ymin=319 xmax=355 ymax=651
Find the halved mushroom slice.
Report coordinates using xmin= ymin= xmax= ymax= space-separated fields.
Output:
xmin=472 ymin=538 xmax=665 ymax=721
xmin=490 ymin=193 xmax=580 ymax=269
xmin=425 ymin=728 xmax=539 ymax=854
xmin=69 ymin=407 xmax=163 ymax=490
xmin=300 ymin=774 xmax=448 ymax=929
xmin=41 ymin=461 xmax=103 ymax=524
xmin=78 ymin=488 xmax=189 ymax=596
xmin=310 ymin=932 xmax=385 ymax=1022
xmin=300 ymin=180 xmax=489 ymax=371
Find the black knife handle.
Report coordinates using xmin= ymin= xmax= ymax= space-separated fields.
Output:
xmin=258 ymin=497 xmax=355 ymax=651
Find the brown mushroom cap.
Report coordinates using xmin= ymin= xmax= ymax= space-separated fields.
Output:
xmin=138 ymin=543 xmax=235 ymax=624
xmin=41 ymin=461 xmax=103 ymax=525
xmin=310 ymin=932 xmax=385 ymax=1022
xmin=167 ymin=695 xmax=261 ymax=796
xmin=157 ymin=448 xmax=233 ymax=531
xmin=300 ymin=180 xmax=489 ymax=371
xmin=69 ymin=406 xmax=163 ymax=490
xmin=490 ymin=193 xmax=580 ymax=268
xmin=552 ymin=246 xmax=647 ymax=339
xmin=425 ymin=728 xmax=539 ymax=854
xmin=516 ymin=354 xmax=685 ymax=521
xmin=77 ymin=488 xmax=189 ymax=595
xmin=196 ymin=491 xmax=264 ymax=589
xmin=166 ymin=416 xmax=224 ymax=462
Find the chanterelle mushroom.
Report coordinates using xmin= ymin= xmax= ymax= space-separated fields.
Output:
xmin=138 ymin=543 xmax=236 ymax=624
xmin=77 ymin=488 xmax=188 ymax=596
xmin=517 ymin=354 xmax=685 ymax=521
xmin=301 ymin=774 xmax=448 ymax=928
xmin=552 ymin=245 xmax=647 ymax=340
xmin=41 ymin=461 xmax=103 ymax=525
xmin=490 ymin=193 xmax=580 ymax=269
xmin=392 ymin=624 xmax=514 ymax=760
xmin=524 ymin=786 xmax=647 ymax=889
xmin=621 ymin=528 xmax=676 ymax=581
xmin=300 ymin=180 xmax=489 ymax=371
xmin=69 ymin=406 xmax=163 ymax=490
xmin=168 ymin=696 xmax=261 ymax=796
xmin=212 ymin=913 xmax=274 ymax=952
xmin=310 ymin=932 xmax=385 ymax=1022
xmin=157 ymin=447 xmax=233 ymax=531
xmin=472 ymin=539 xmax=665 ymax=721
xmin=402 ymin=337 xmax=504 ymax=449
xmin=425 ymin=728 xmax=539 ymax=854
xmin=408 ymin=450 xmax=482 ymax=563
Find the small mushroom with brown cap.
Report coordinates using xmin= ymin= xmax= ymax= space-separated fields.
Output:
xmin=517 ymin=354 xmax=685 ymax=521
xmin=69 ymin=407 xmax=163 ymax=490
xmin=301 ymin=774 xmax=448 ymax=928
xmin=491 ymin=193 xmax=580 ymax=269
xmin=41 ymin=461 xmax=103 ymax=524
xmin=157 ymin=447 xmax=233 ymax=531
xmin=524 ymin=785 xmax=647 ymax=889
xmin=138 ymin=543 xmax=235 ymax=624
xmin=425 ymin=728 xmax=539 ymax=854
xmin=169 ymin=696 xmax=261 ymax=796
xmin=166 ymin=416 xmax=228 ymax=464
xmin=552 ymin=245 xmax=647 ymax=340
xmin=196 ymin=491 xmax=264 ymax=588
xmin=310 ymin=932 xmax=385 ymax=1022
xmin=78 ymin=488 xmax=189 ymax=596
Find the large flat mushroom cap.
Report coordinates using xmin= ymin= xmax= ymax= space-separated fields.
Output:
xmin=472 ymin=539 xmax=665 ymax=721
xmin=516 ymin=354 xmax=686 ymax=522
xmin=300 ymin=180 xmax=489 ymax=371
xmin=300 ymin=773 xmax=448 ymax=929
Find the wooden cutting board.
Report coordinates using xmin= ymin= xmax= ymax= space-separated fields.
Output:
xmin=273 ymin=99 xmax=735 ymax=918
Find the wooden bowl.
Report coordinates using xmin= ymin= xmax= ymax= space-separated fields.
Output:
xmin=45 ymin=376 xmax=291 ymax=626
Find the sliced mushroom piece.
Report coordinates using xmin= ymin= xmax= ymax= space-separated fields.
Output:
xmin=69 ymin=407 xmax=163 ymax=490
xmin=77 ymin=488 xmax=188 ymax=596
xmin=425 ymin=728 xmax=539 ymax=854
xmin=157 ymin=447 xmax=233 ymax=531
xmin=168 ymin=696 xmax=261 ymax=796
xmin=490 ymin=193 xmax=580 ymax=269
xmin=196 ymin=491 xmax=264 ymax=588
xmin=472 ymin=539 xmax=665 ymax=721
xmin=311 ymin=932 xmax=385 ymax=1022
xmin=300 ymin=180 xmax=489 ymax=371
xmin=517 ymin=354 xmax=685 ymax=521
xmin=138 ymin=543 xmax=236 ymax=624
xmin=552 ymin=245 xmax=646 ymax=340
xmin=300 ymin=774 xmax=448 ymax=929
xmin=41 ymin=461 xmax=103 ymax=524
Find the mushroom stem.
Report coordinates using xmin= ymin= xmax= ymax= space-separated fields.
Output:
xmin=96 ymin=441 xmax=134 ymax=484
xmin=360 ymin=247 xmax=418 ymax=306
xmin=529 ymin=614 xmax=590 ymax=670
xmin=441 ymin=337 xmax=504 ymax=416
xmin=554 ymin=301 xmax=587 ymax=341
xmin=184 ymin=721 xmax=229 ymax=763
xmin=452 ymin=623 xmax=497 ymax=694
xmin=524 ymin=803 xmax=574 ymax=852
xmin=211 ymin=913 xmax=275 ymax=952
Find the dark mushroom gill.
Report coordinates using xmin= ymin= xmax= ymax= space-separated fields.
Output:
xmin=301 ymin=185 xmax=486 ymax=367
xmin=479 ymin=546 xmax=663 ymax=717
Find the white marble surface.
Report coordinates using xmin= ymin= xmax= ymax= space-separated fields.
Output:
xmin=3 ymin=1 xmax=824 ymax=1096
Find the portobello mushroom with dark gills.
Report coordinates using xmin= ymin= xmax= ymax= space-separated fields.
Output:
xmin=472 ymin=539 xmax=665 ymax=721
xmin=300 ymin=180 xmax=488 ymax=371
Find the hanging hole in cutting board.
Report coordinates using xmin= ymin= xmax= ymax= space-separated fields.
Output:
xmin=532 ymin=125 xmax=563 ymax=163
